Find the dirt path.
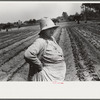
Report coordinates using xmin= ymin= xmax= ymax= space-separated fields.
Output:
xmin=59 ymin=27 xmax=79 ymax=81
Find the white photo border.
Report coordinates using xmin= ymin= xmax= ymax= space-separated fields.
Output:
xmin=0 ymin=1 xmax=100 ymax=99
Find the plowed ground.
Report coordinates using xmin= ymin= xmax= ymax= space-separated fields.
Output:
xmin=1 ymin=22 xmax=100 ymax=81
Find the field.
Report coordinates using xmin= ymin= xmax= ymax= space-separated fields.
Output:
xmin=0 ymin=21 xmax=100 ymax=81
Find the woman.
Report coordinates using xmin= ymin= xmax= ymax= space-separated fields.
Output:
xmin=24 ymin=17 xmax=66 ymax=81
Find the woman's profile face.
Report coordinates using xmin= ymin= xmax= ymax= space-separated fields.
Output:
xmin=45 ymin=27 xmax=57 ymax=38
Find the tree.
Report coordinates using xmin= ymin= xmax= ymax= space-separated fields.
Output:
xmin=62 ymin=12 xmax=69 ymax=21
xmin=82 ymin=3 xmax=100 ymax=13
xmin=24 ymin=19 xmax=37 ymax=25
xmin=33 ymin=19 xmax=36 ymax=24
xmin=81 ymin=3 xmax=100 ymax=21
xmin=81 ymin=4 xmax=88 ymax=23
xmin=17 ymin=20 xmax=22 ymax=29
xmin=74 ymin=13 xmax=81 ymax=24
xmin=2 ymin=22 xmax=13 ymax=32
xmin=68 ymin=15 xmax=75 ymax=21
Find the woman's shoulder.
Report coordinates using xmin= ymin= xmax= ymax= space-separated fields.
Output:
xmin=36 ymin=38 xmax=45 ymax=42
xmin=35 ymin=38 xmax=47 ymax=45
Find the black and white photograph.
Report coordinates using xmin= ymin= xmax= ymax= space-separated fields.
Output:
xmin=0 ymin=1 xmax=100 ymax=99
xmin=1 ymin=1 xmax=100 ymax=81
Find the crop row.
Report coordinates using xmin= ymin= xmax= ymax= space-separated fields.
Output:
xmin=0 ymin=30 xmax=39 ymax=49
xmin=67 ymin=26 xmax=100 ymax=81
xmin=0 ymin=29 xmax=33 ymax=42
xmin=0 ymin=33 xmax=38 ymax=66
xmin=0 ymin=25 xmax=40 ymax=37
xmin=0 ymin=34 xmax=38 ymax=80
xmin=74 ymin=26 xmax=100 ymax=51
xmin=0 ymin=32 xmax=38 ymax=56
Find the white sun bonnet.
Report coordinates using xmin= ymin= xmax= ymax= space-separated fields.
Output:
xmin=39 ymin=17 xmax=58 ymax=34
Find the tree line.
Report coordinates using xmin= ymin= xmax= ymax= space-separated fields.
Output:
xmin=0 ymin=19 xmax=38 ymax=32
xmin=68 ymin=3 xmax=100 ymax=24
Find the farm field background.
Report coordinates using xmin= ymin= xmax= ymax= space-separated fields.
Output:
xmin=1 ymin=21 xmax=100 ymax=81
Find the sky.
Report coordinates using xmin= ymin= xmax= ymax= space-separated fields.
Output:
xmin=0 ymin=2 xmax=82 ymax=23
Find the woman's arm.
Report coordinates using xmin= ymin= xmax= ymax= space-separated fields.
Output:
xmin=24 ymin=38 xmax=45 ymax=70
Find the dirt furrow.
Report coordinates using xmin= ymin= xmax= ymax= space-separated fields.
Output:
xmin=0 ymin=31 xmax=39 ymax=56
xmin=59 ymin=27 xmax=79 ymax=81
xmin=8 ymin=63 xmax=29 ymax=81
xmin=67 ymin=27 xmax=88 ymax=81
xmin=0 ymin=35 xmax=38 ymax=66
xmin=68 ymin=27 xmax=100 ymax=81
xmin=0 ymin=51 xmax=25 ymax=81
xmin=0 ymin=30 xmax=29 ymax=43
xmin=74 ymin=26 xmax=100 ymax=51
xmin=0 ymin=31 xmax=38 ymax=49
xmin=73 ymin=26 xmax=100 ymax=80
xmin=0 ymin=32 xmax=38 ymax=81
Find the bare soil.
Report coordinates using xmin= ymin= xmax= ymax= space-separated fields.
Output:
xmin=1 ymin=22 xmax=100 ymax=81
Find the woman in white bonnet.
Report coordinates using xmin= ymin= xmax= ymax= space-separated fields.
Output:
xmin=24 ymin=17 xmax=66 ymax=81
